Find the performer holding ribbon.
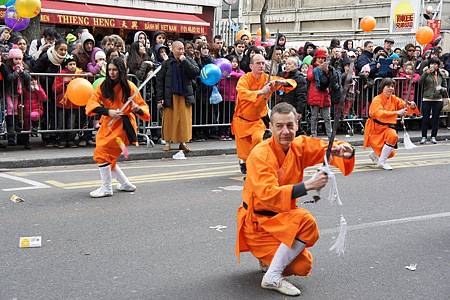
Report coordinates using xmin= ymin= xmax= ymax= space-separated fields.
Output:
xmin=364 ymin=78 xmax=417 ymax=170
xmin=236 ymin=102 xmax=355 ymax=297
xmin=231 ymin=53 xmax=296 ymax=177
xmin=86 ymin=57 xmax=150 ymax=198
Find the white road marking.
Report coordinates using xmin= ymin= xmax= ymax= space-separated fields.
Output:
xmin=0 ymin=173 xmax=51 ymax=191
xmin=321 ymin=211 xmax=450 ymax=235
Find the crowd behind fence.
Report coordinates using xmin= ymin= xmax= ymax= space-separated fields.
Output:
xmin=1 ymin=73 xmax=449 ymax=144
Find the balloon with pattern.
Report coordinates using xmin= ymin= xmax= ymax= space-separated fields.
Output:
xmin=4 ymin=0 xmax=16 ymax=7
xmin=15 ymin=0 xmax=41 ymax=18
xmin=4 ymin=7 xmax=30 ymax=31
xmin=200 ymin=64 xmax=222 ymax=86
xmin=66 ymin=78 xmax=94 ymax=106
xmin=214 ymin=58 xmax=232 ymax=78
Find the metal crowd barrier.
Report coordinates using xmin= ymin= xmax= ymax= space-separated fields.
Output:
xmin=1 ymin=73 xmax=449 ymax=142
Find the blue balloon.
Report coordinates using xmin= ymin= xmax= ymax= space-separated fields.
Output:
xmin=5 ymin=0 xmax=16 ymax=7
xmin=200 ymin=64 xmax=222 ymax=86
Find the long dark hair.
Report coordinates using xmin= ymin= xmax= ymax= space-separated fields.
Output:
xmin=101 ymin=57 xmax=130 ymax=102
xmin=127 ymin=41 xmax=148 ymax=75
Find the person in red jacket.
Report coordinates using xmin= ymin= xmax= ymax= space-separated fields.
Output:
xmin=53 ymin=54 xmax=84 ymax=148
xmin=20 ymin=77 xmax=47 ymax=149
xmin=306 ymin=48 xmax=332 ymax=138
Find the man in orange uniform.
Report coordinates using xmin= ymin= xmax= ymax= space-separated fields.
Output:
xmin=236 ymin=102 xmax=355 ymax=296
xmin=232 ymin=53 xmax=297 ymax=175
xmin=364 ymin=78 xmax=415 ymax=170
xmin=86 ymin=57 xmax=150 ymax=198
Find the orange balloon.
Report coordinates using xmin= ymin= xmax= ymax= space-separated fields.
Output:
xmin=66 ymin=78 xmax=94 ymax=106
xmin=256 ymin=28 xmax=270 ymax=39
xmin=235 ymin=30 xmax=251 ymax=42
xmin=360 ymin=16 xmax=376 ymax=32
xmin=416 ymin=26 xmax=434 ymax=45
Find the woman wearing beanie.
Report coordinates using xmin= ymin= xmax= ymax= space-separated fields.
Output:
xmin=33 ymin=39 xmax=68 ymax=147
xmin=419 ymin=57 xmax=448 ymax=144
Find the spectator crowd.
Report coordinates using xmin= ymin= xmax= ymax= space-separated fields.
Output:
xmin=1 ymin=25 xmax=450 ymax=149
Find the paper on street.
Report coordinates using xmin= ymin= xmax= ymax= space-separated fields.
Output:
xmin=19 ymin=236 xmax=42 ymax=248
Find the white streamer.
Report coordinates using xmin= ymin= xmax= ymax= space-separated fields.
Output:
xmin=329 ymin=214 xmax=347 ymax=256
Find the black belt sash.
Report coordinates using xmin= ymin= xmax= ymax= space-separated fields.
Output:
xmin=372 ymin=118 xmax=396 ymax=129
xmin=122 ymin=115 xmax=137 ymax=145
xmin=242 ymin=201 xmax=278 ymax=217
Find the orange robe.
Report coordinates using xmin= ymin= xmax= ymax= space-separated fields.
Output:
xmin=236 ymin=136 xmax=355 ymax=276
xmin=231 ymin=73 xmax=296 ymax=161
xmin=363 ymin=94 xmax=405 ymax=157
xmin=86 ymin=81 xmax=150 ymax=168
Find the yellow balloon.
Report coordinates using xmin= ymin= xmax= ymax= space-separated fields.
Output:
xmin=16 ymin=0 xmax=41 ymax=19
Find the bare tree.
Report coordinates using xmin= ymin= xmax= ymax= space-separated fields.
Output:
xmin=22 ymin=14 xmax=41 ymax=44
xmin=260 ymin=0 xmax=269 ymax=43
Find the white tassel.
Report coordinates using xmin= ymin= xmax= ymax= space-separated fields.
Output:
xmin=329 ymin=214 xmax=347 ymax=256
xmin=322 ymin=154 xmax=342 ymax=206
xmin=403 ymin=130 xmax=417 ymax=149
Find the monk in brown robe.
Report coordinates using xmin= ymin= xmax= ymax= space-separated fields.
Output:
xmin=236 ymin=102 xmax=355 ymax=296
xmin=364 ymin=78 xmax=415 ymax=170
xmin=86 ymin=58 xmax=150 ymax=198
xmin=231 ymin=53 xmax=296 ymax=175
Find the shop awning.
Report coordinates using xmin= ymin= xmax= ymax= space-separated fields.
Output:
xmin=36 ymin=0 xmax=209 ymax=34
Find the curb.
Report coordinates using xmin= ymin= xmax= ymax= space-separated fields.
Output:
xmin=1 ymin=134 xmax=449 ymax=169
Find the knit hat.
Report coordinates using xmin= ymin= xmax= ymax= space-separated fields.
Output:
xmin=8 ymin=45 xmax=23 ymax=59
xmin=390 ymin=53 xmax=400 ymax=59
xmin=66 ymin=33 xmax=77 ymax=44
xmin=95 ymin=50 xmax=106 ymax=61
xmin=361 ymin=64 xmax=371 ymax=73
xmin=62 ymin=54 xmax=78 ymax=67
xmin=314 ymin=48 xmax=328 ymax=58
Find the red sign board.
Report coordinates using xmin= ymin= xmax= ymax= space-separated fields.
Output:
xmin=0 ymin=11 xmax=207 ymax=35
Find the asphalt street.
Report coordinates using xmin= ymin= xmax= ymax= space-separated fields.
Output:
xmin=1 ymin=143 xmax=450 ymax=300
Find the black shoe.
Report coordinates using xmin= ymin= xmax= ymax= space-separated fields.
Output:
xmin=7 ymin=140 xmax=16 ymax=146
xmin=240 ymin=162 xmax=247 ymax=175
xmin=24 ymin=143 xmax=31 ymax=149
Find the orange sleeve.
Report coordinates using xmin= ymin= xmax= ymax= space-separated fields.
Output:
xmin=394 ymin=95 xmax=407 ymax=110
xmin=271 ymin=76 xmax=297 ymax=93
xmin=236 ymin=74 xmax=261 ymax=104
xmin=369 ymin=95 xmax=398 ymax=124
xmin=85 ymin=85 xmax=104 ymax=116
xmin=246 ymin=151 xmax=294 ymax=213
xmin=330 ymin=141 xmax=356 ymax=176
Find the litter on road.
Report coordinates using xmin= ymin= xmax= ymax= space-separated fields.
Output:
xmin=19 ymin=236 xmax=42 ymax=248
xmin=405 ymin=264 xmax=417 ymax=271
xmin=10 ymin=194 xmax=24 ymax=203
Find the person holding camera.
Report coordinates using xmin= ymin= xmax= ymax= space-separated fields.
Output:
xmin=419 ymin=57 xmax=448 ymax=144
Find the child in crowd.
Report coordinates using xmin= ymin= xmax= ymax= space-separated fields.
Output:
xmin=358 ymin=64 xmax=375 ymax=117
xmin=218 ymin=55 xmax=244 ymax=140
xmin=53 ymin=54 xmax=84 ymax=148
xmin=399 ymin=61 xmax=421 ymax=116
xmin=88 ymin=50 xmax=107 ymax=76
xmin=5 ymin=45 xmax=31 ymax=146
xmin=21 ymin=76 xmax=47 ymax=148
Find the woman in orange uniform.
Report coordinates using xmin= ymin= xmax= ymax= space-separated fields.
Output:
xmin=363 ymin=78 xmax=416 ymax=170
xmin=86 ymin=57 xmax=150 ymax=198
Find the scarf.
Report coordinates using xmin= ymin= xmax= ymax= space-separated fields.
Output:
xmin=171 ymin=59 xmax=184 ymax=95
xmin=47 ymin=46 xmax=65 ymax=66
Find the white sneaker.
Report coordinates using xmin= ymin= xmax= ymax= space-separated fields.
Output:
xmin=368 ymin=151 xmax=379 ymax=164
xmin=377 ymin=162 xmax=393 ymax=171
xmin=420 ymin=137 xmax=426 ymax=144
xmin=261 ymin=278 xmax=301 ymax=296
xmin=431 ymin=137 xmax=437 ymax=144
xmin=90 ymin=186 xmax=113 ymax=198
xmin=117 ymin=182 xmax=136 ymax=192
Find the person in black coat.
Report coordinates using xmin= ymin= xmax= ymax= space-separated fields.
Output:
xmin=156 ymin=41 xmax=199 ymax=152
xmin=277 ymin=56 xmax=307 ymax=134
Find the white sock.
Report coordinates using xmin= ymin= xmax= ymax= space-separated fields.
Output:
xmin=262 ymin=240 xmax=306 ymax=284
xmin=378 ymin=144 xmax=394 ymax=165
